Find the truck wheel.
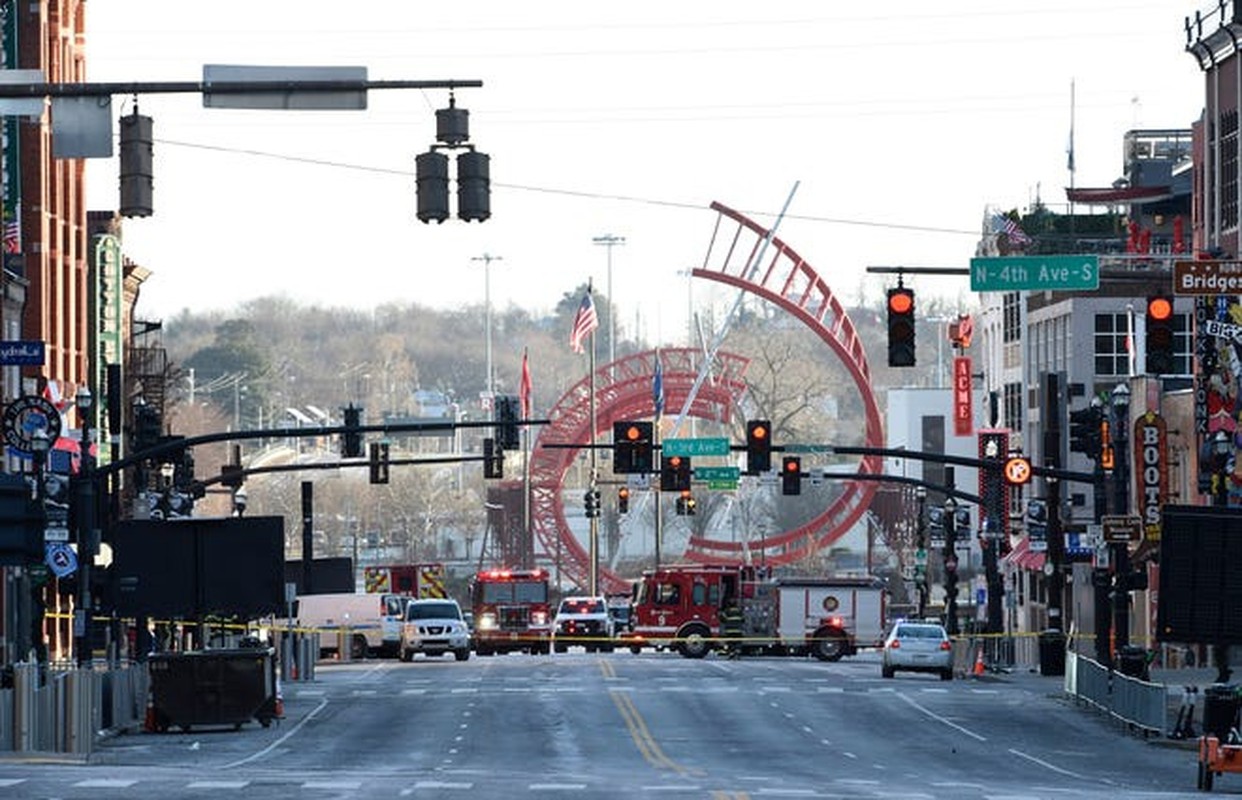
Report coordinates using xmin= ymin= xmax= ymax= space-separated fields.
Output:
xmin=678 ymin=625 xmax=712 ymax=659
xmin=810 ymin=629 xmax=847 ymax=662
xmin=454 ymin=648 xmax=470 ymax=662
xmin=630 ymin=645 xmax=643 ymax=655
xmin=350 ymin=635 xmax=369 ymax=660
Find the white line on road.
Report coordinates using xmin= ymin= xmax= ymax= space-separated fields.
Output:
xmin=528 ymin=783 xmax=588 ymax=791
xmin=895 ymin=692 xmax=987 ymax=742
xmin=1007 ymin=747 xmax=1088 ymax=779
xmin=222 ymin=697 xmax=329 ymax=769
xmin=73 ymin=779 xmax=137 ymax=787
xmin=304 ymin=781 xmax=362 ymax=789
xmin=187 ymin=781 xmax=248 ymax=789
xmin=411 ymin=781 xmax=474 ymax=789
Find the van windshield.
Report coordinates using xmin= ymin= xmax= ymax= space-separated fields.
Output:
xmin=407 ymin=602 xmax=461 ymax=621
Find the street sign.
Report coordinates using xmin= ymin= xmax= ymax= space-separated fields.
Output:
xmin=783 ymin=443 xmax=832 ymax=454
xmin=706 ymin=480 xmax=738 ymax=491
xmin=2 ymin=395 xmax=62 ymax=455
xmin=43 ymin=526 xmax=69 ymax=543
xmin=202 ymin=64 xmax=368 ymax=109
xmin=1003 ymin=456 xmax=1032 ymax=486
xmin=1203 ymin=319 xmax=1242 ymax=345
xmin=662 ymin=437 xmax=730 ymax=457
xmin=695 ymin=466 xmax=740 ymax=482
xmin=970 ymin=255 xmax=1100 ymax=292
xmin=0 ymin=340 xmax=44 ymax=366
xmin=1173 ymin=259 xmax=1242 ymax=296
xmin=1101 ymin=514 xmax=1142 ymax=543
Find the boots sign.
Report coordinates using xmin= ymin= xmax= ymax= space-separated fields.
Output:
xmin=1134 ymin=412 xmax=1167 ymax=542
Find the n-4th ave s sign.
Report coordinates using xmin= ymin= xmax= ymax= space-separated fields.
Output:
xmin=970 ymin=255 xmax=1100 ymax=292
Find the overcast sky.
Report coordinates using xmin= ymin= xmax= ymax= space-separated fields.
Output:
xmin=83 ymin=2 xmax=1204 ymax=347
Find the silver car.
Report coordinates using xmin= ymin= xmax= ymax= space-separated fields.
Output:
xmin=881 ymin=621 xmax=953 ymax=680
xmin=400 ymin=599 xmax=471 ymax=662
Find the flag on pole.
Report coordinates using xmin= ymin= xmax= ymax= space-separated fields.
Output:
xmin=652 ymin=350 xmax=664 ymax=418
xmin=569 ymin=292 xmax=599 ymax=354
xmin=519 ymin=347 xmax=532 ymax=419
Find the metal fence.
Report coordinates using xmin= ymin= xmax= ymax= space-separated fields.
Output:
xmin=1064 ymin=649 xmax=1168 ymax=736
xmin=0 ymin=661 xmax=148 ymax=754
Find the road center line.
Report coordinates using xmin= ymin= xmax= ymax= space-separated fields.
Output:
xmin=895 ymin=692 xmax=987 ymax=742
xmin=1007 ymin=746 xmax=1088 ymax=779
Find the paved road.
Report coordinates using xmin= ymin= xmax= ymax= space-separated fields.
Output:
xmin=0 ymin=650 xmax=1213 ymax=799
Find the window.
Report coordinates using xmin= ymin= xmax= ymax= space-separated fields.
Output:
xmin=1223 ymin=110 xmax=1238 ymax=231
xmin=1002 ymin=292 xmax=1021 ymax=343
xmin=1093 ymin=313 xmax=1129 ymax=377
xmin=656 ymin=583 xmax=680 ymax=606
xmin=1003 ymin=382 xmax=1023 ymax=432
xmin=691 ymin=582 xmax=707 ymax=606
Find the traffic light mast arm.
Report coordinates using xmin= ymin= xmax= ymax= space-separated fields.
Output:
xmin=101 ymin=417 xmax=552 ymax=479
xmin=0 ymin=77 xmax=483 ymax=99
xmin=194 ymin=453 xmax=487 ymax=490
xmin=829 ymin=444 xmax=1096 ymax=486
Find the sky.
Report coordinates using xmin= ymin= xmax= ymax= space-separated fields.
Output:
xmin=82 ymin=1 xmax=1207 ymax=348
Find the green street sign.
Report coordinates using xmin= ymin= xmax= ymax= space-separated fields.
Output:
xmin=662 ymin=437 xmax=731 ymax=457
xmin=783 ymin=443 xmax=832 ymax=454
xmin=707 ymin=480 xmax=739 ymax=491
xmin=695 ymin=466 xmax=740 ymax=482
xmin=970 ymin=255 xmax=1099 ymax=292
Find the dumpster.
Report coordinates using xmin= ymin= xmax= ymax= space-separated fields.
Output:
xmin=148 ymin=647 xmax=278 ymax=733
xmin=1117 ymin=645 xmax=1150 ymax=681
xmin=1204 ymin=685 xmax=1242 ymax=741
xmin=1038 ymin=629 xmax=1066 ymax=677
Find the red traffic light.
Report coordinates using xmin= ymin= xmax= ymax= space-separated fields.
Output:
xmin=887 ymin=288 xmax=914 ymax=315
xmin=669 ymin=456 xmax=682 ymax=468
xmin=624 ymin=425 xmax=642 ymax=441
xmin=782 ymin=457 xmax=800 ymax=474
xmin=1147 ymin=296 xmax=1173 ymax=321
xmin=750 ymin=423 xmax=768 ymax=440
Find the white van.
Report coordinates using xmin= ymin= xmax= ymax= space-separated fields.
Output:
xmin=294 ymin=592 xmax=408 ymax=659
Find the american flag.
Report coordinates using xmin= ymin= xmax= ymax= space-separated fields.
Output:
xmin=3 ymin=208 xmax=18 ymax=254
xmin=569 ymin=293 xmax=598 ymax=354
xmin=992 ymin=213 xmax=1030 ymax=246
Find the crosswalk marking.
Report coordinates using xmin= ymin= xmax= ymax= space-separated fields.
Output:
xmin=187 ymin=780 xmax=248 ymax=789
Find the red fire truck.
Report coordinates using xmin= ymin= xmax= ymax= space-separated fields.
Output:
xmin=622 ymin=563 xmax=885 ymax=660
xmin=469 ymin=568 xmax=553 ymax=655
xmin=363 ymin=562 xmax=448 ymax=598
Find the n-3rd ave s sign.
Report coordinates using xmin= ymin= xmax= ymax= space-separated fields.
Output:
xmin=970 ymin=255 xmax=1100 ymax=292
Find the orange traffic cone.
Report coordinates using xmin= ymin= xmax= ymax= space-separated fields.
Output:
xmin=274 ymin=675 xmax=285 ymax=719
xmin=972 ymin=646 xmax=986 ymax=676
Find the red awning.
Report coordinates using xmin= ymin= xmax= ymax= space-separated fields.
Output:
xmin=1001 ymin=536 xmax=1045 ymax=572
xmin=1065 ymin=186 xmax=1174 ymax=205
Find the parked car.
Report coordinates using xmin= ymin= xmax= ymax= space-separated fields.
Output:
xmin=881 ymin=621 xmax=953 ymax=680
xmin=553 ymin=596 xmax=615 ymax=653
xmin=400 ymin=599 xmax=471 ymax=662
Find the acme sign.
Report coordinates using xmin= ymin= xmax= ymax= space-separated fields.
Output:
xmin=1134 ymin=412 xmax=1167 ymax=542
xmin=1173 ymin=260 xmax=1242 ymax=295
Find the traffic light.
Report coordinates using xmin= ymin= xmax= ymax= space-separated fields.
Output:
xmin=1145 ymin=294 xmax=1175 ymax=375
xmin=781 ymin=456 xmax=802 ymax=496
xmin=886 ymin=286 xmax=916 ymax=367
xmin=745 ymin=419 xmax=772 ymax=474
xmin=483 ymin=437 xmax=503 ymax=479
xmin=342 ymin=404 xmax=364 ymax=458
xmin=613 ymin=421 xmax=654 ymax=474
xmin=119 ymin=109 xmax=153 ymax=218
xmin=133 ymin=403 xmax=163 ymax=454
xmin=660 ymin=455 xmax=691 ymax=492
xmin=457 ymin=150 xmax=491 ymax=222
xmin=415 ymin=150 xmax=450 ymax=223
xmin=496 ymin=395 xmax=520 ymax=450
xmin=618 ymin=487 xmax=630 ymax=514
xmin=584 ymin=489 xmax=601 ymax=518
xmin=1068 ymin=404 xmax=1102 ymax=461
xmin=675 ymin=493 xmax=687 ymax=516
xmin=681 ymin=489 xmax=697 ymax=516
xmin=369 ymin=441 xmax=390 ymax=485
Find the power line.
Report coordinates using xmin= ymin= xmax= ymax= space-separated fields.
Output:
xmin=155 ymin=136 xmax=979 ymax=237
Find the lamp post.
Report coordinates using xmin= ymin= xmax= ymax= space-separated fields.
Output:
xmin=1110 ymin=382 xmax=1132 ymax=652
xmin=942 ymin=493 xmax=959 ymax=636
xmin=915 ymin=485 xmax=928 ymax=619
xmin=593 ymin=234 xmax=625 ymax=378
xmin=19 ymin=427 xmax=51 ymax=662
xmin=74 ymin=386 xmax=95 ymax=668
xmin=472 ymin=253 xmax=502 ymax=402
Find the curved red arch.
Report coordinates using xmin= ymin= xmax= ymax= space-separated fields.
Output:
xmin=681 ymin=201 xmax=885 ymax=563
xmin=528 ymin=348 xmax=751 ymax=594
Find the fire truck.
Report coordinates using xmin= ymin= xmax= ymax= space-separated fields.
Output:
xmin=469 ymin=568 xmax=553 ymax=655
xmin=363 ymin=562 xmax=448 ymax=598
xmin=623 ymin=564 xmax=886 ymax=660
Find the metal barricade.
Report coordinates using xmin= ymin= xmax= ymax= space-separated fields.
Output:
xmin=1065 ymin=649 xmax=1167 ymax=736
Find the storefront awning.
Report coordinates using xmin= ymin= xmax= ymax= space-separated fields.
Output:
xmin=1065 ymin=185 xmax=1174 ymax=205
xmin=1002 ymin=536 xmax=1045 ymax=572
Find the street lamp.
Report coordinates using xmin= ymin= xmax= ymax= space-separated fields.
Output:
xmin=472 ymin=253 xmax=502 ymax=402
xmin=74 ymin=386 xmax=95 ymax=668
xmin=942 ymin=494 xmax=959 ymax=635
xmin=593 ymin=234 xmax=625 ymax=377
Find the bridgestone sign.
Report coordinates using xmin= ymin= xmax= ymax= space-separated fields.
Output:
xmin=1173 ymin=260 xmax=1242 ymax=295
